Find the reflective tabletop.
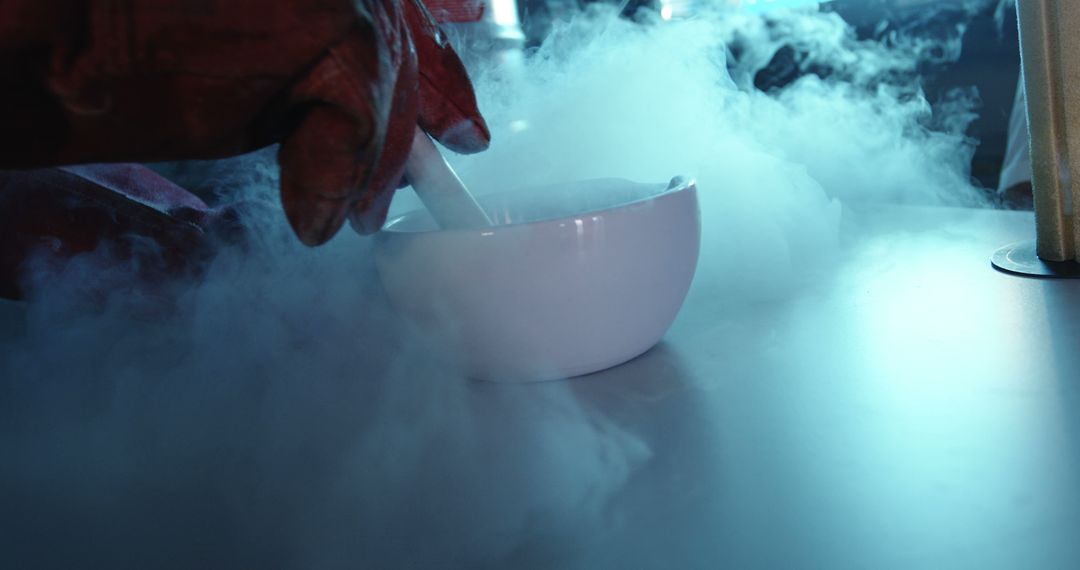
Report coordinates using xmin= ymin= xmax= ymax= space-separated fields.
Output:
xmin=2 ymin=205 xmax=1078 ymax=569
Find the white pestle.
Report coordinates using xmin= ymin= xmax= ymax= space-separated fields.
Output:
xmin=404 ymin=127 xmax=494 ymax=230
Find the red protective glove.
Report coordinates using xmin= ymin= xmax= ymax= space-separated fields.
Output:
xmin=424 ymin=0 xmax=487 ymax=22
xmin=0 ymin=164 xmax=220 ymax=300
xmin=0 ymin=0 xmax=490 ymax=245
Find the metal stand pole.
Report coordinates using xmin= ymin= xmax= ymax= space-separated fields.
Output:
xmin=994 ymin=0 xmax=1080 ymax=278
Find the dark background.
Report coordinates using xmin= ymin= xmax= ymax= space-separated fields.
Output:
xmin=828 ymin=0 xmax=1021 ymax=191
xmin=519 ymin=0 xmax=1023 ymax=193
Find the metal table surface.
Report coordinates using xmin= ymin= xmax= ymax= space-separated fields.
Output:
xmin=578 ymin=205 xmax=1080 ymax=569
xmin=2 ymin=205 xmax=1079 ymax=569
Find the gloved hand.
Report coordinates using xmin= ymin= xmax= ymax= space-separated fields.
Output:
xmin=0 ymin=164 xmax=218 ymax=300
xmin=0 ymin=0 xmax=490 ymax=245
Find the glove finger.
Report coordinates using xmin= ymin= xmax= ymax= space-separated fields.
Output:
xmin=404 ymin=0 xmax=490 ymax=154
xmin=349 ymin=1 xmax=421 ymax=235
xmin=279 ymin=105 xmax=376 ymax=246
xmin=346 ymin=91 xmax=415 ymax=234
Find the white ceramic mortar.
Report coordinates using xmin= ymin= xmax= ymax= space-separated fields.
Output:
xmin=374 ymin=177 xmax=700 ymax=382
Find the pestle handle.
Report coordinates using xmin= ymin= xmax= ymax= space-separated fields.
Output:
xmin=404 ymin=127 xmax=493 ymax=230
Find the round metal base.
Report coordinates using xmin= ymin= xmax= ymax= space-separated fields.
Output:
xmin=992 ymin=240 xmax=1080 ymax=278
